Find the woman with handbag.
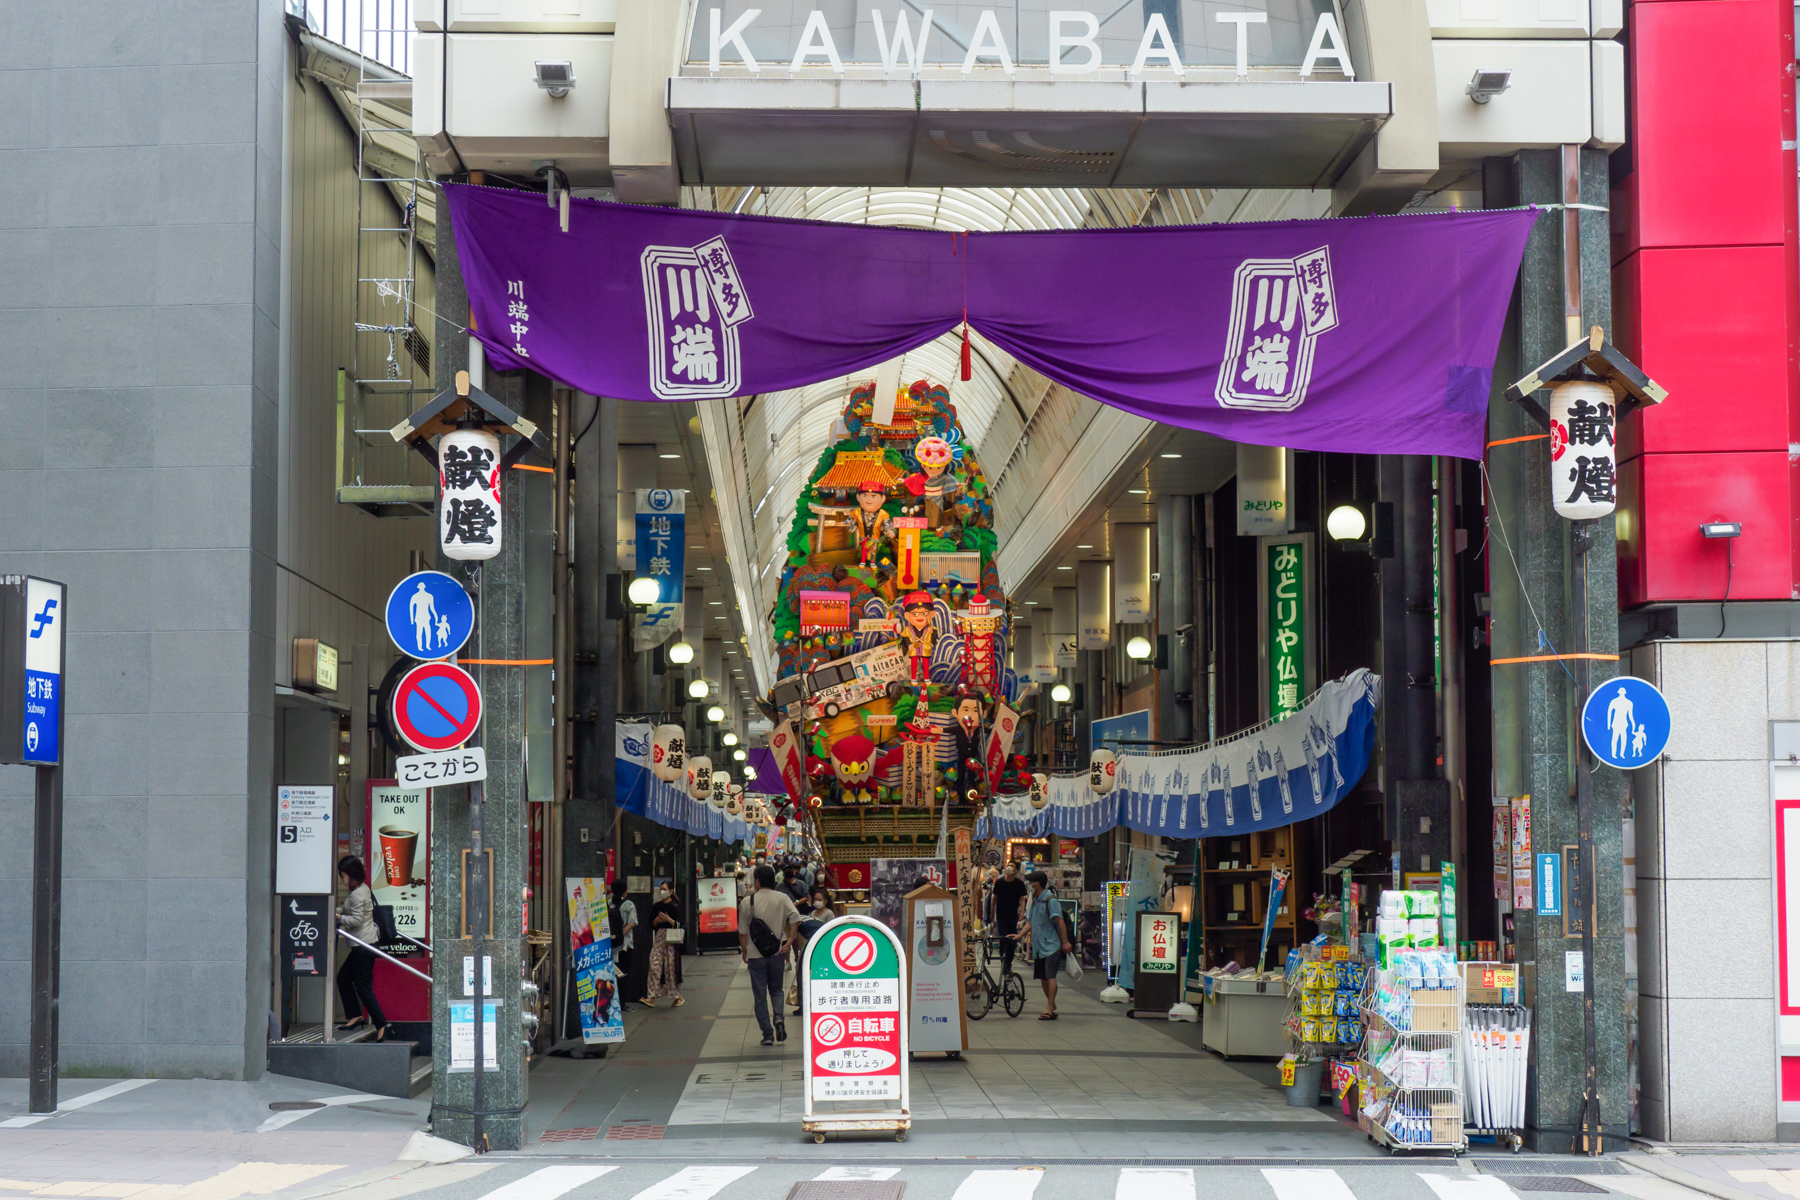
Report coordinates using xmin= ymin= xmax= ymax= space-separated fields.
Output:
xmin=643 ymin=881 xmax=685 ymax=1007
xmin=334 ymin=855 xmax=389 ymax=1040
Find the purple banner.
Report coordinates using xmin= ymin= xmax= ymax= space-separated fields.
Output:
xmin=446 ymin=185 xmax=1536 ymax=459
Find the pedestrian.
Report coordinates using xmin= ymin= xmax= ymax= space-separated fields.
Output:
xmin=991 ymin=861 xmax=1028 ymax=978
xmin=644 ymin=881 xmax=685 ymax=1007
xmin=740 ymin=863 xmax=801 ymax=1046
xmin=791 ymin=886 xmax=838 ymax=1017
xmin=334 ymin=856 xmax=388 ymax=1041
xmin=782 ymin=866 xmax=809 ymax=904
xmin=610 ymin=878 xmax=641 ymax=1008
xmin=1015 ymin=871 xmax=1071 ymax=1020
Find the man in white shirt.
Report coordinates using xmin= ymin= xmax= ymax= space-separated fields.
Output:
xmin=739 ymin=864 xmax=801 ymax=1046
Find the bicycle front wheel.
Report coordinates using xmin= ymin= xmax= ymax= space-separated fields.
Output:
xmin=1002 ymin=971 xmax=1026 ymax=1017
xmin=965 ymin=971 xmax=992 ymax=1020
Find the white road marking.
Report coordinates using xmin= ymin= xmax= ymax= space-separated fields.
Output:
xmin=253 ymin=1093 xmax=386 ymax=1132
xmin=1119 ymin=1167 xmax=1194 ymax=1200
xmin=815 ymin=1168 xmax=902 ymax=1181
xmin=625 ymin=1166 xmax=758 ymax=1200
xmin=1419 ymin=1175 xmax=1518 ymax=1200
xmin=0 ymin=1079 xmax=157 ymax=1127
xmin=1263 ymin=1168 xmax=1358 ymax=1200
xmin=951 ymin=1168 xmax=1044 ymax=1200
xmin=472 ymin=1165 xmax=618 ymax=1200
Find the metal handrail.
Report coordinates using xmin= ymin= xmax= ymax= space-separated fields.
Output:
xmin=338 ymin=929 xmax=432 ymax=983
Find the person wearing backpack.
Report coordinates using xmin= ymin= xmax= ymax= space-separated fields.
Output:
xmin=334 ymin=855 xmax=388 ymax=1041
xmin=1014 ymin=871 xmax=1072 ymax=1021
xmin=739 ymin=864 xmax=801 ymax=1046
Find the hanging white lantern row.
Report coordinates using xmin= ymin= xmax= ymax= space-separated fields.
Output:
xmin=1089 ymin=750 xmax=1116 ymax=794
xmin=686 ymin=756 xmax=713 ymax=800
xmin=1548 ymin=380 xmax=1617 ymax=521
xmin=439 ymin=428 xmax=503 ymax=560
xmin=651 ymin=724 xmax=688 ymax=782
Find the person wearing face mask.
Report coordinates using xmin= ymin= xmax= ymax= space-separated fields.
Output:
xmin=643 ymin=881 xmax=685 ymax=1008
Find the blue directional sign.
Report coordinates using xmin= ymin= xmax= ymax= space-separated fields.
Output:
xmin=0 ymin=576 xmax=64 ymax=767
xmin=1581 ymin=675 xmax=1671 ymax=770
xmin=385 ymin=571 xmax=474 ymax=660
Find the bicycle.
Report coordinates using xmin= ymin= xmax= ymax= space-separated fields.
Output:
xmin=965 ymin=936 xmax=1025 ymax=1019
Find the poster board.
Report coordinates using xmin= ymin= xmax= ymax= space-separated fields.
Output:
xmin=698 ymin=875 xmax=738 ymax=933
xmin=1131 ymin=910 xmax=1181 ymax=1015
xmin=902 ymin=883 xmax=968 ymax=1055
xmin=566 ymin=877 xmax=624 ymax=1045
xmin=367 ymin=783 xmax=429 ymax=953
xmin=871 ymin=858 xmax=946 ymax=936
xmin=803 ymin=916 xmax=911 ymax=1139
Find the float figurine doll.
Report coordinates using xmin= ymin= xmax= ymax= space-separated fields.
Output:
xmin=902 ymin=435 xmax=962 ymax=532
xmin=850 ymin=479 xmax=893 ymax=570
xmin=898 ymin=590 xmax=937 ymax=685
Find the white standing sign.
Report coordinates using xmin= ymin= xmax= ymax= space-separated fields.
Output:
xmin=275 ymin=786 xmax=334 ymax=894
xmin=396 ymin=746 xmax=487 ymax=788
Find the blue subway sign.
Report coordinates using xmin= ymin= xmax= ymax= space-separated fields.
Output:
xmin=0 ymin=576 xmax=65 ymax=767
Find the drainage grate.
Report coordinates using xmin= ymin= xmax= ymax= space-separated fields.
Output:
xmin=1491 ymin=1178 xmax=1609 ymax=1193
xmin=784 ymin=1183 xmax=906 ymax=1200
xmin=268 ymin=1101 xmax=325 ymax=1111
xmin=540 ymin=1127 xmax=601 ymax=1143
xmin=1479 ymin=1162 xmax=1627 ymax=1177
xmin=605 ymin=1124 xmax=667 ymax=1140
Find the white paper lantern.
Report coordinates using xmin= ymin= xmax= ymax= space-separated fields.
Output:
xmin=439 ymin=428 xmax=503 ymax=561
xmin=686 ymin=756 xmax=713 ymax=800
xmin=1029 ymin=772 xmax=1050 ymax=809
xmin=1548 ymin=380 xmax=1617 ymax=521
xmin=651 ymin=724 xmax=688 ymax=782
xmin=1089 ymin=749 xmax=1116 ymax=794
xmin=710 ymin=769 xmax=732 ymax=809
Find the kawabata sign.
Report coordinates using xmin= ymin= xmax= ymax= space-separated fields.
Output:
xmin=805 ymin=918 xmax=907 ymax=1103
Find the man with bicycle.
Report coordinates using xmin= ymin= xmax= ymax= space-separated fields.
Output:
xmin=1015 ymin=871 xmax=1071 ymax=1020
xmin=990 ymin=861 xmax=1028 ymax=979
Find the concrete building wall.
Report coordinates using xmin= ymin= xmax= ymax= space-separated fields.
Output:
xmin=0 ymin=0 xmax=288 ymax=1078
xmin=1632 ymin=638 xmax=1797 ymax=1141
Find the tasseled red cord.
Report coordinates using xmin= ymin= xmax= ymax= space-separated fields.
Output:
xmin=960 ymin=318 xmax=972 ymax=381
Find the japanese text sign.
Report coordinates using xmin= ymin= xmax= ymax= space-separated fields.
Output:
xmin=1138 ymin=912 xmax=1180 ymax=974
xmin=805 ymin=918 xmax=906 ymax=1102
xmin=1266 ymin=538 xmax=1307 ymax=720
xmin=0 ymin=576 xmax=64 ymax=766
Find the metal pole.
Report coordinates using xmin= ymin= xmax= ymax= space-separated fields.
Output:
xmin=28 ymin=760 xmax=63 ymax=1114
xmin=1560 ymin=140 xmax=1603 ymax=1157
xmin=470 ymin=559 xmax=488 ymax=1152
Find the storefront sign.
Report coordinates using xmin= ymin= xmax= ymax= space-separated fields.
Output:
xmin=685 ymin=2 xmax=1355 ymax=76
xmin=904 ymin=889 xmax=967 ymax=1054
xmin=1077 ymin=561 xmax=1111 ymax=650
xmin=698 ymin=876 xmax=738 ymax=932
xmin=448 ymin=999 xmax=500 ymax=1071
xmin=275 ymin=786 xmax=334 ymax=894
xmin=633 ymin=489 xmax=685 ymax=650
xmin=1535 ymin=851 xmax=1562 ymax=918
xmin=567 ymin=877 xmax=625 ymax=1045
xmin=0 ymin=575 xmax=64 ymax=767
xmin=1138 ymin=912 xmax=1180 ymax=973
xmin=369 ymin=784 xmax=429 ymax=954
xmin=1113 ymin=524 xmax=1152 ymax=623
xmin=805 ymin=918 xmax=907 ymax=1102
xmin=292 ymin=638 xmax=338 ymax=693
xmin=1265 ymin=538 xmax=1306 ymax=720
xmin=449 ymin=186 xmax=1537 ymax=462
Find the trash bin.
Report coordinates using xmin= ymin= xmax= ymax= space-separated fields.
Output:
xmin=1285 ymin=1057 xmax=1326 ymax=1106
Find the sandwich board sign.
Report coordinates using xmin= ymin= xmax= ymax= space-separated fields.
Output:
xmin=803 ymin=915 xmax=910 ymax=1142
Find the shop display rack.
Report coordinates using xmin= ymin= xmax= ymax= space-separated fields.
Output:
xmin=1356 ymin=961 xmax=1467 ymax=1154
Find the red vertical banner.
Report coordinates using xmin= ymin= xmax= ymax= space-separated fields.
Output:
xmin=771 ymin=719 xmax=806 ymax=803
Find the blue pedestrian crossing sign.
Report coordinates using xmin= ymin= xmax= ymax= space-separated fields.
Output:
xmin=385 ymin=571 xmax=474 ymax=660
xmin=1581 ymin=675 xmax=1671 ymax=769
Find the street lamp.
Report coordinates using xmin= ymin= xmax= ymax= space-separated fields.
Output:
xmin=1125 ymin=636 xmax=1153 ymax=661
xmin=722 ymin=731 xmax=740 ymax=746
xmin=1051 ymin=683 xmax=1072 ymax=703
xmin=733 ymin=748 xmax=748 ymax=762
xmin=687 ymin=678 xmax=709 ymax=699
xmin=627 ymin=575 xmax=660 ymax=606
xmin=707 ymin=705 xmax=725 ymax=723
xmin=1326 ymin=505 xmax=1366 ymax=542
xmin=668 ymin=640 xmax=695 ymax=665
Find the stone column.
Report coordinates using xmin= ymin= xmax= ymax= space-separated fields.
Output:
xmin=1484 ymin=148 xmax=1629 ymax=1150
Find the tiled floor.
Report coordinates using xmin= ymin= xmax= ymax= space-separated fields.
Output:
xmin=662 ymin=955 xmax=1341 ymax=1127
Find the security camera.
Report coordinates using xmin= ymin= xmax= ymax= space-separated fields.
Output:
xmin=1465 ymin=69 xmax=1511 ymax=104
xmin=534 ymin=60 xmax=575 ymax=98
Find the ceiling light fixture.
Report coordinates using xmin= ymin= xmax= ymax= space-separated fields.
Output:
xmin=707 ymin=705 xmax=725 ymax=722
xmin=660 ymin=452 xmax=681 ymax=459
xmin=1327 ymin=505 xmax=1368 ymax=542
xmin=1160 ymin=453 xmax=1182 ymax=459
xmin=688 ymin=679 xmax=710 ymax=699
xmin=668 ymin=640 xmax=695 ymax=665
xmin=1051 ymin=683 xmax=1072 ymax=703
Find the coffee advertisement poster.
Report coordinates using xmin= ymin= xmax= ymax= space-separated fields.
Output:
xmin=368 ymin=784 xmax=428 ymax=954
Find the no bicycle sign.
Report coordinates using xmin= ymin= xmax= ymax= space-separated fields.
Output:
xmin=804 ymin=918 xmax=907 ymax=1110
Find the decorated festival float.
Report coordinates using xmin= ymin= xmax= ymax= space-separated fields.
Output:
xmin=759 ymin=379 xmax=1039 ymax=867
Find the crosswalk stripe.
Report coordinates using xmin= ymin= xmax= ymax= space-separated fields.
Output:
xmin=0 ymin=1079 xmax=157 ymax=1128
xmin=815 ymin=1168 xmax=902 ymax=1182
xmin=1419 ymin=1176 xmax=1517 ymax=1200
xmin=951 ymin=1169 xmax=1044 ymax=1200
xmin=1262 ymin=1169 xmax=1357 ymax=1200
xmin=625 ymin=1166 xmax=757 ymax=1200
xmin=477 ymin=1165 xmax=617 ymax=1200
xmin=1118 ymin=1168 xmax=1194 ymax=1200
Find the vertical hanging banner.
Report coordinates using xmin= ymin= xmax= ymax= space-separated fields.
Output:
xmin=770 ymin=719 xmax=806 ymax=803
xmin=633 ymin=488 xmax=685 ymax=650
xmin=1264 ymin=537 xmax=1309 ymax=720
xmin=439 ymin=429 xmax=502 ymax=561
xmin=1113 ymin=525 xmax=1153 ymax=624
xmin=1077 ymin=561 xmax=1111 ymax=651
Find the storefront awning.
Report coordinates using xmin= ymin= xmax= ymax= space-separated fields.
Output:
xmin=977 ymin=668 xmax=1380 ymax=840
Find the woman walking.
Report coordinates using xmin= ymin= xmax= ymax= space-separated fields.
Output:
xmin=334 ymin=855 xmax=388 ymax=1040
xmin=643 ymin=881 xmax=685 ymax=1007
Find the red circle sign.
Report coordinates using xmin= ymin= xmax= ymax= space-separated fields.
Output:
xmin=832 ymin=928 xmax=876 ymax=974
xmin=393 ymin=661 xmax=483 ymax=752
xmin=813 ymin=1014 xmax=845 ymax=1046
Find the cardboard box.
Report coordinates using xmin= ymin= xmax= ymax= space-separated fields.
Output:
xmin=1463 ymin=961 xmax=1518 ymax=1004
xmin=1430 ymin=1101 xmax=1461 ymax=1143
xmin=1411 ymin=991 xmax=1459 ymax=1031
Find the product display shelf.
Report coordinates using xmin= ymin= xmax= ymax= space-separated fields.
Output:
xmin=1282 ymin=952 xmax=1367 ymax=1066
xmin=1356 ymin=967 xmax=1466 ymax=1154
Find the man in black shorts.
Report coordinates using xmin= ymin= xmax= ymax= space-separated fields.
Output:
xmin=1015 ymin=871 xmax=1071 ymax=1019
xmin=991 ymin=861 xmax=1028 ymax=977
